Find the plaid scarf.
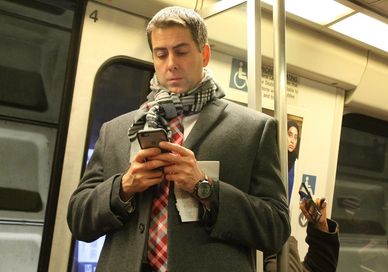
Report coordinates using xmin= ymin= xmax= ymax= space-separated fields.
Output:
xmin=128 ymin=69 xmax=223 ymax=141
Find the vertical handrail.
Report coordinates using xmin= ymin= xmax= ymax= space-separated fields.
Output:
xmin=247 ymin=0 xmax=262 ymax=112
xmin=273 ymin=0 xmax=289 ymax=271
xmin=246 ymin=1 xmax=263 ymax=271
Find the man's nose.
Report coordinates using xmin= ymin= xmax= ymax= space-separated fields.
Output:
xmin=167 ymin=55 xmax=178 ymax=71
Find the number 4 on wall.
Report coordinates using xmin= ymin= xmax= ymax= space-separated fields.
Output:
xmin=89 ymin=10 xmax=98 ymax=23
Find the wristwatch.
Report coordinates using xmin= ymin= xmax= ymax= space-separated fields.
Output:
xmin=194 ymin=177 xmax=213 ymax=200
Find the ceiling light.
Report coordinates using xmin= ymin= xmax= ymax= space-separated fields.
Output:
xmin=330 ymin=12 xmax=388 ymax=52
xmin=262 ymin=0 xmax=354 ymax=25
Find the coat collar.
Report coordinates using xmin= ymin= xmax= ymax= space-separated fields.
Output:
xmin=184 ymin=98 xmax=227 ymax=150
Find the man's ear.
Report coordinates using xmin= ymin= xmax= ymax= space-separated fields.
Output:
xmin=202 ymin=44 xmax=211 ymax=67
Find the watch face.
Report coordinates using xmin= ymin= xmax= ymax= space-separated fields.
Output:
xmin=197 ymin=181 xmax=212 ymax=199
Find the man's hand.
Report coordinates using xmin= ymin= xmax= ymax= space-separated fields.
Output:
xmin=120 ymin=147 xmax=169 ymax=201
xmin=150 ymin=141 xmax=205 ymax=193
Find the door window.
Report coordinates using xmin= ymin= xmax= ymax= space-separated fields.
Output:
xmin=71 ymin=57 xmax=153 ymax=272
xmin=333 ymin=113 xmax=388 ymax=272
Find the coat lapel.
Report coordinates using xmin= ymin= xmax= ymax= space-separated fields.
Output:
xmin=184 ymin=99 xmax=227 ymax=150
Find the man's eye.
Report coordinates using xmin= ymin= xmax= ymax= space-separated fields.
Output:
xmin=154 ymin=51 xmax=167 ymax=58
xmin=176 ymin=51 xmax=188 ymax=56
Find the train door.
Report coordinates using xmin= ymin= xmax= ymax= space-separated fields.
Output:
xmin=70 ymin=57 xmax=153 ymax=272
xmin=49 ymin=2 xmax=154 ymax=271
xmin=332 ymin=114 xmax=388 ymax=271
xmin=0 ymin=0 xmax=81 ymax=271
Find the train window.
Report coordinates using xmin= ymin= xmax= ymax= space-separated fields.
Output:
xmin=87 ymin=59 xmax=153 ymax=150
xmin=332 ymin=113 xmax=388 ymax=271
xmin=0 ymin=0 xmax=74 ymax=28
xmin=0 ymin=1 xmax=77 ymax=271
xmin=71 ymin=57 xmax=153 ymax=272
xmin=0 ymin=120 xmax=56 ymax=221
xmin=0 ymin=2 xmax=72 ymax=123
xmin=0 ymin=65 xmax=48 ymax=111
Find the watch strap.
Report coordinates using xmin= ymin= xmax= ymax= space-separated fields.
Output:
xmin=121 ymin=194 xmax=135 ymax=213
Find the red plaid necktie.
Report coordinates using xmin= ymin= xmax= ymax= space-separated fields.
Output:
xmin=148 ymin=115 xmax=184 ymax=272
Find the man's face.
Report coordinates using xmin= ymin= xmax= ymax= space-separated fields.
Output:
xmin=151 ymin=25 xmax=210 ymax=93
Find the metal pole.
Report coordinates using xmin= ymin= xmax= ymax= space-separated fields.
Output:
xmin=246 ymin=1 xmax=263 ymax=271
xmin=247 ymin=0 xmax=261 ymax=111
xmin=273 ymin=0 xmax=289 ymax=271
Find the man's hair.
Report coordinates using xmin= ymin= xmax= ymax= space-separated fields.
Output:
xmin=146 ymin=6 xmax=208 ymax=52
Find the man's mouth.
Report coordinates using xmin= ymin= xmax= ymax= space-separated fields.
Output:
xmin=167 ymin=77 xmax=182 ymax=84
xmin=168 ymin=77 xmax=181 ymax=81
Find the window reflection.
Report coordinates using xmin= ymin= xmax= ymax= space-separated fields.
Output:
xmin=72 ymin=58 xmax=153 ymax=272
xmin=333 ymin=113 xmax=388 ymax=272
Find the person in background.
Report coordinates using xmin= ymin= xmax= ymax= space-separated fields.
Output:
xmin=287 ymin=120 xmax=300 ymax=198
xmin=264 ymin=196 xmax=340 ymax=272
xmin=67 ymin=6 xmax=290 ymax=272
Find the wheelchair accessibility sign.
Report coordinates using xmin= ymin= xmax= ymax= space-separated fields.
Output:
xmin=229 ymin=58 xmax=299 ymax=104
xmin=229 ymin=58 xmax=248 ymax=92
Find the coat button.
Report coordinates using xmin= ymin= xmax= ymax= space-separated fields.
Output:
xmin=139 ymin=223 xmax=145 ymax=233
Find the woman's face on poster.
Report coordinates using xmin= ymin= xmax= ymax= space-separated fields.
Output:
xmin=287 ymin=126 xmax=298 ymax=152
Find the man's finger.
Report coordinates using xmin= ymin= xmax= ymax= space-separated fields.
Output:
xmin=159 ymin=141 xmax=190 ymax=155
xmin=133 ymin=147 xmax=162 ymax=162
xmin=143 ymin=159 xmax=170 ymax=170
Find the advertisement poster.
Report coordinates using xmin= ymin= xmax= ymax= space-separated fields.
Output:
xmin=263 ymin=109 xmax=304 ymax=201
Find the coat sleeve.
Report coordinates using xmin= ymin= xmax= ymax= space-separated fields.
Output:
xmin=66 ymin=122 xmax=128 ymax=242
xmin=208 ymin=117 xmax=291 ymax=254
xmin=303 ymin=219 xmax=340 ymax=272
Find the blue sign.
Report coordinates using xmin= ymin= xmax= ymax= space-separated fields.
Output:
xmin=229 ymin=58 xmax=248 ymax=92
xmin=301 ymin=174 xmax=317 ymax=194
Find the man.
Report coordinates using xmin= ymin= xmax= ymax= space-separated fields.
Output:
xmin=264 ymin=197 xmax=340 ymax=272
xmin=67 ymin=6 xmax=290 ymax=272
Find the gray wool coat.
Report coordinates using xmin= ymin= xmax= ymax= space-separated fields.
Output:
xmin=67 ymin=98 xmax=290 ymax=272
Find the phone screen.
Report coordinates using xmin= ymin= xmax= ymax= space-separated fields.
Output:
xmin=298 ymin=182 xmax=322 ymax=223
xmin=136 ymin=128 xmax=168 ymax=149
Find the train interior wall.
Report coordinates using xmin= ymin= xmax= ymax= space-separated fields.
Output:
xmin=0 ymin=0 xmax=387 ymax=271
xmin=52 ymin=2 xmax=347 ymax=271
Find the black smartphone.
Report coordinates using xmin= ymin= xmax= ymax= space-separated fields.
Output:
xmin=136 ymin=128 xmax=168 ymax=149
xmin=298 ymin=182 xmax=322 ymax=223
